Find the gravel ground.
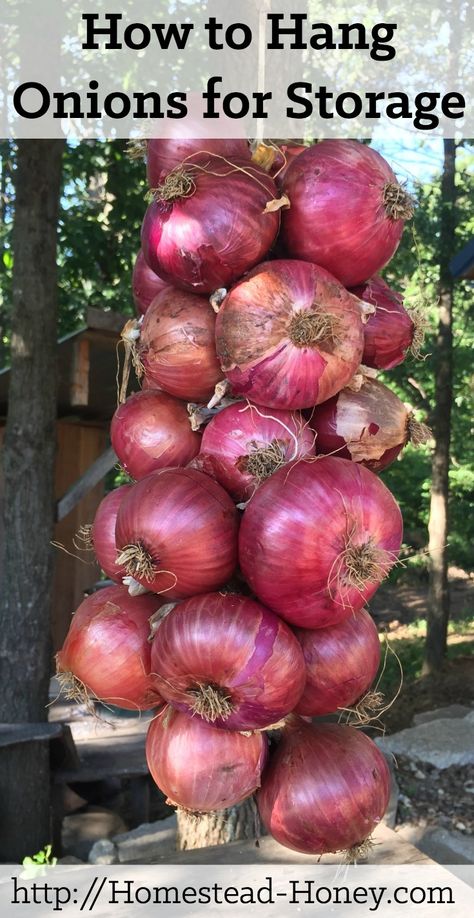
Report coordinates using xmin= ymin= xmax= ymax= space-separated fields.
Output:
xmin=394 ymin=755 xmax=474 ymax=836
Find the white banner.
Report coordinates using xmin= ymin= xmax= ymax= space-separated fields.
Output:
xmin=0 ymin=864 xmax=472 ymax=917
xmin=0 ymin=0 xmax=473 ymax=139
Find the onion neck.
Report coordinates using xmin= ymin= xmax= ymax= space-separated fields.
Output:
xmin=406 ymin=415 xmax=432 ymax=447
xmin=116 ymin=542 xmax=157 ymax=582
xmin=242 ymin=439 xmax=287 ymax=481
xmin=288 ymin=309 xmax=340 ymax=350
xmin=340 ymin=538 xmax=391 ymax=591
xmin=188 ymin=683 xmax=235 ymax=722
xmin=382 ymin=182 xmax=414 ymax=221
xmin=154 ymin=167 xmax=195 ymax=203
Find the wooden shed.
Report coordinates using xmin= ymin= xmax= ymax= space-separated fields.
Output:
xmin=0 ymin=308 xmax=128 ymax=651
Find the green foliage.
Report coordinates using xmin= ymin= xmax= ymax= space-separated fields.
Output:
xmin=380 ymin=143 xmax=474 ymax=571
xmin=22 ymin=844 xmax=57 ymax=868
xmin=378 ymin=623 xmax=474 ymax=695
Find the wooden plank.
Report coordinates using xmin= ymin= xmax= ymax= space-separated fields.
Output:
xmin=0 ymin=722 xmax=63 ymax=747
xmin=70 ymin=338 xmax=90 ymax=406
xmin=86 ymin=307 xmax=129 ymax=336
xmin=56 ymin=445 xmax=117 ymax=522
xmin=54 ymin=734 xmax=148 ymax=783
xmin=149 ymin=824 xmax=436 ymax=866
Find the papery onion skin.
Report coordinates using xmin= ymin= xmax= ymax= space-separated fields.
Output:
xmin=146 ymin=707 xmax=268 ymax=811
xmin=239 ymin=457 xmax=403 ymax=629
xmin=115 ymin=468 xmax=239 ymax=598
xmin=257 ymin=718 xmax=390 ymax=855
xmin=91 ymin=485 xmax=132 ymax=581
xmin=294 ymin=608 xmax=381 ymax=716
xmin=132 ymin=250 xmax=169 ymax=316
xmin=149 ymin=592 xmax=306 ymax=731
xmin=191 ymin=401 xmax=316 ymax=501
xmin=56 ymin=586 xmax=162 ymax=711
xmin=281 ymin=140 xmax=412 ymax=287
xmin=139 ymin=288 xmax=222 ymax=402
xmin=141 ymin=156 xmax=280 ymax=295
xmin=111 ymin=389 xmax=201 ymax=480
xmin=215 ymin=259 xmax=364 ymax=410
xmin=147 ymin=137 xmax=251 ymax=188
xmin=351 ymin=275 xmax=414 ymax=370
xmin=309 ymin=378 xmax=410 ymax=472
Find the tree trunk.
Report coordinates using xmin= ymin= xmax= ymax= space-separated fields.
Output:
xmin=177 ymin=798 xmax=259 ymax=851
xmin=424 ymin=139 xmax=456 ymax=674
xmin=0 ymin=140 xmax=64 ymax=861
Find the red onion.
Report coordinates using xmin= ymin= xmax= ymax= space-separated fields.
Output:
xmin=281 ymin=140 xmax=414 ymax=287
xmin=294 ymin=608 xmax=381 ymax=716
xmin=91 ymin=485 xmax=132 ymax=582
xmin=147 ymin=137 xmax=251 ymax=188
xmin=309 ymin=377 xmax=430 ymax=472
xmin=56 ymin=586 xmax=162 ymax=711
xmin=111 ymin=389 xmax=201 ymax=480
xmin=149 ymin=592 xmax=306 ymax=731
xmin=191 ymin=401 xmax=315 ymax=502
xmin=115 ymin=468 xmax=239 ymax=598
xmin=239 ymin=457 xmax=403 ymax=629
xmin=351 ymin=275 xmax=417 ymax=370
xmin=215 ymin=260 xmax=365 ymax=410
xmin=141 ymin=155 xmax=281 ymax=294
xmin=132 ymin=250 xmax=168 ymax=316
xmin=146 ymin=707 xmax=268 ymax=811
xmin=257 ymin=718 xmax=390 ymax=856
xmin=138 ymin=288 xmax=222 ymax=402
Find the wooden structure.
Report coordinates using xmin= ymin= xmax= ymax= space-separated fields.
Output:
xmin=0 ymin=308 xmax=128 ymax=651
xmin=450 ymin=237 xmax=474 ymax=279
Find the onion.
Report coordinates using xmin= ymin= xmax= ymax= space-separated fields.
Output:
xmin=309 ymin=377 xmax=430 ymax=472
xmin=239 ymin=456 xmax=403 ymax=629
xmin=351 ymin=275 xmax=418 ymax=370
xmin=138 ymin=288 xmax=222 ymax=402
xmin=257 ymin=718 xmax=390 ymax=856
xmin=147 ymin=137 xmax=251 ymax=188
xmin=91 ymin=485 xmax=132 ymax=581
xmin=294 ymin=608 xmax=381 ymax=716
xmin=115 ymin=467 xmax=239 ymax=598
xmin=132 ymin=250 xmax=168 ymax=316
xmin=56 ymin=585 xmax=162 ymax=711
xmin=215 ymin=260 xmax=365 ymax=410
xmin=141 ymin=155 xmax=281 ymax=294
xmin=251 ymin=141 xmax=306 ymax=186
xmin=111 ymin=389 xmax=201 ymax=480
xmin=149 ymin=592 xmax=306 ymax=731
xmin=191 ymin=401 xmax=315 ymax=501
xmin=146 ymin=706 xmax=268 ymax=811
xmin=281 ymin=140 xmax=414 ymax=287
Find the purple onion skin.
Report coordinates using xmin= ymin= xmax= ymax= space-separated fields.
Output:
xmin=132 ymin=249 xmax=168 ymax=316
xmin=141 ymin=158 xmax=280 ymax=295
xmin=239 ymin=457 xmax=403 ymax=629
xmin=146 ymin=706 xmax=268 ymax=812
xmin=91 ymin=485 xmax=131 ymax=581
xmin=280 ymin=141 xmax=407 ymax=287
xmin=257 ymin=719 xmax=391 ymax=855
xmin=110 ymin=389 xmax=201 ymax=480
xmin=149 ymin=592 xmax=306 ymax=731
xmin=309 ymin=393 xmax=405 ymax=472
xmin=351 ymin=275 xmax=414 ymax=370
xmin=294 ymin=608 xmax=381 ymax=716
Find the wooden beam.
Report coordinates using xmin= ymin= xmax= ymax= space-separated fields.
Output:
xmin=86 ymin=307 xmax=129 ymax=336
xmin=56 ymin=445 xmax=118 ymax=522
xmin=0 ymin=722 xmax=63 ymax=747
xmin=70 ymin=338 xmax=90 ymax=406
